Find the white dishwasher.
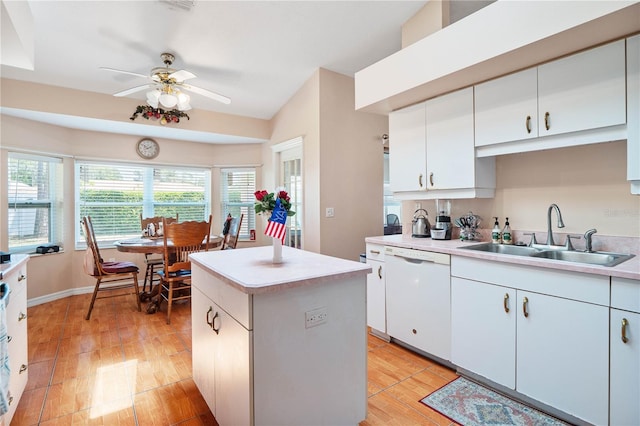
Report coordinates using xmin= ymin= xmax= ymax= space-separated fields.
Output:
xmin=385 ymin=246 xmax=451 ymax=361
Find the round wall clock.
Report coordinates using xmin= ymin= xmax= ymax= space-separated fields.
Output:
xmin=136 ymin=138 xmax=159 ymax=159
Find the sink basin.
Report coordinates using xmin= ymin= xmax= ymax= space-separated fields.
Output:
xmin=460 ymin=242 xmax=635 ymax=267
xmin=460 ymin=243 xmax=542 ymax=256
xmin=530 ymin=250 xmax=635 ymax=267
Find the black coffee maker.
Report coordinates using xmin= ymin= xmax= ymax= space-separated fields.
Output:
xmin=433 ymin=199 xmax=452 ymax=240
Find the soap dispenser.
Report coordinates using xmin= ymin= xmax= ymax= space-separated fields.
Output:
xmin=492 ymin=217 xmax=502 ymax=244
xmin=502 ymin=217 xmax=513 ymax=245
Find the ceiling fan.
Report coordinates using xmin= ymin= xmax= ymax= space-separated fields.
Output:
xmin=101 ymin=52 xmax=231 ymax=110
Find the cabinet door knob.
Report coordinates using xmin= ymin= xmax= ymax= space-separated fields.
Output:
xmin=621 ymin=318 xmax=629 ymax=344
xmin=418 ymin=174 xmax=423 ymax=188
xmin=544 ymin=112 xmax=550 ymax=131
xmin=212 ymin=311 xmax=220 ymax=335
xmin=522 ymin=297 xmax=529 ymax=318
xmin=429 ymin=172 xmax=434 ymax=187
xmin=18 ymin=312 xmax=27 ymax=321
xmin=8 ymin=392 xmax=13 ymax=406
xmin=18 ymin=274 xmax=26 ymax=282
xmin=525 ymin=115 xmax=532 ymax=134
xmin=503 ymin=293 xmax=510 ymax=313
xmin=412 ymin=328 xmax=417 ymax=335
xmin=19 ymin=364 xmax=27 ymax=374
xmin=377 ymin=265 xmax=382 ymax=279
xmin=7 ymin=335 xmax=11 ymax=343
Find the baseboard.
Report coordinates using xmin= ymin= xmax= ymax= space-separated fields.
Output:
xmin=27 ymin=285 xmax=100 ymax=307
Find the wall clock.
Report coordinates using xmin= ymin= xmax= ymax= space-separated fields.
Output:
xmin=136 ymin=138 xmax=159 ymax=159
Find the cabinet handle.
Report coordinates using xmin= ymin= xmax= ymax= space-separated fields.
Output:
xmin=377 ymin=265 xmax=382 ymax=279
xmin=8 ymin=392 xmax=13 ymax=406
xmin=369 ymin=249 xmax=380 ymax=255
xmin=211 ymin=311 xmax=220 ymax=335
xmin=503 ymin=293 xmax=510 ymax=313
xmin=18 ymin=312 xmax=27 ymax=321
xmin=418 ymin=174 xmax=423 ymax=188
xmin=621 ymin=318 xmax=629 ymax=344
xmin=19 ymin=364 xmax=27 ymax=374
xmin=544 ymin=112 xmax=550 ymax=131
xmin=522 ymin=297 xmax=529 ymax=318
xmin=206 ymin=306 xmax=214 ymax=328
xmin=7 ymin=335 xmax=11 ymax=343
xmin=525 ymin=115 xmax=532 ymax=134
xmin=18 ymin=274 xmax=26 ymax=282
xmin=429 ymin=172 xmax=434 ymax=187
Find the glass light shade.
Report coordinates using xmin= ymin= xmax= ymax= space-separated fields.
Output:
xmin=176 ymin=92 xmax=191 ymax=111
xmin=159 ymin=93 xmax=178 ymax=108
xmin=146 ymin=90 xmax=160 ymax=108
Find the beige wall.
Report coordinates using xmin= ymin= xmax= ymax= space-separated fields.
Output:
xmin=401 ymin=141 xmax=640 ymax=240
xmin=1 ymin=114 xmax=263 ymax=300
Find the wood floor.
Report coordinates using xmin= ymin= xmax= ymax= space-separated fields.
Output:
xmin=11 ymin=291 xmax=458 ymax=425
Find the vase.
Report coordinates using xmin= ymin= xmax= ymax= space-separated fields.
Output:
xmin=272 ymin=237 xmax=283 ymax=263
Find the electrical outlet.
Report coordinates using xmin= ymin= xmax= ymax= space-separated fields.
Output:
xmin=326 ymin=207 xmax=335 ymax=218
xmin=305 ymin=307 xmax=327 ymax=328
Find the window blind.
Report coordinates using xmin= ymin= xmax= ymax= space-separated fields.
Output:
xmin=76 ymin=161 xmax=210 ymax=246
xmin=220 ymin=168 xmax=256 ymax=240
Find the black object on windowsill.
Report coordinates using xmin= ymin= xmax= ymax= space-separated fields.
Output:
xmin=36 ymin=245 xmax=60 ymax=254
xmin=0 ymin=251 xmax=10 ymax=263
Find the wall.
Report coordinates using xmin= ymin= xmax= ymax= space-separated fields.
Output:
xmin=400 ymin=141 xmax=640 ymax=241
xmin=1 ymin=114 xmax=263 ymax=300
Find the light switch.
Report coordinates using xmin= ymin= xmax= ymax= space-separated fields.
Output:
xmin=326 ymin=207 xmax=335 ymax=218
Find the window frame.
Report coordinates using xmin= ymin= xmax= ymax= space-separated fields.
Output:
xmin=7 ymin=152 xmax=64 ymax=253
xmin=75 ymin=160 xmax=211 ymax=248
xmin=219 ymin=167 xmax=256 ymax=241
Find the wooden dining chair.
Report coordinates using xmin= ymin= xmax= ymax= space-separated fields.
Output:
xmin=157 ymin=215 xmax=212 ymax=324
xmin=139 ymin=214 xmax=178 ymax=293
xmin=220 ymin=214 xmax=244 ymax=250
xmin=81 ymin=216 xmax=141 ymax=320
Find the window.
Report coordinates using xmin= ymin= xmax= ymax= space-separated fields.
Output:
xmin=220 ymin=168 xmax=256 ymax=240
xmin=8 ymin=152 xmax=63 ymax=253
xmin=384 ymin=150 xmax=402 ymax=234
xmin=75 ymin=161 xmax=210 ymax=246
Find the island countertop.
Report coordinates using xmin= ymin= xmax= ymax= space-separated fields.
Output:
xmin=190 ymin=246 xmax=371 ymax=295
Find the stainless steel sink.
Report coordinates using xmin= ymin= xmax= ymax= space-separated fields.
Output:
xmin=460 ymin=242 xmax=635 ymax=267
xmin=530 ymin=250 xmax=635 ymax=267
xmin=460 ymin=243 xmax=542 ymax=256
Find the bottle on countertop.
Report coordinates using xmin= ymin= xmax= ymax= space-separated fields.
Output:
xmin=502 ymin=217 xmax=513 ymax=245
xmin=492 ymin=217 xmax=502 ymax=244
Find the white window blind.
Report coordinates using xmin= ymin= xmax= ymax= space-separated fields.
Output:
xmin=220 ymin=168 xmax=256 ymax=240
xmin=8 ymin=152 xmax=63 ymax=252
xmin=76 ymin=161 xmax=210 ymax=246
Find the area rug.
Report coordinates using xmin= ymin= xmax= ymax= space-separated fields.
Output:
xmin=420 ymin=377 xmax=570 ymax=426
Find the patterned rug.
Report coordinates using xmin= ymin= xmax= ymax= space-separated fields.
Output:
xmin=420 ymin=377 xmax=571 ymax=426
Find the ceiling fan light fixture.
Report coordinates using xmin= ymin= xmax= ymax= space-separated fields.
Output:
xmin=146 ymin=90 xmax=160 ymax=108
xmin=159 ymin=92 xmax=178 ymax=108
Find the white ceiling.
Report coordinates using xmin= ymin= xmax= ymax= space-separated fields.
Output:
xmin=1 ymin=0 xmax=428 ymax=141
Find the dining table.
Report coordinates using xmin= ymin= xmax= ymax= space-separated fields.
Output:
xmin=114 ymin=235 xmax=223 ymax=313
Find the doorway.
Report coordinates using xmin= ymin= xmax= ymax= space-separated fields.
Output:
xmin=273 ymin=137 xmax=303 ymax=248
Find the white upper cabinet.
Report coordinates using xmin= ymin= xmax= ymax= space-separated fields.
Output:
xmin=389 ymin=88 xmax=495 ymax=199
xmin=388 ymin=102 xmax=426 ymax=192
xmin=475 ymin=39 xmax=627 ymax=156
xmin=627 ymin=34 xmax=640 ymax=195
xmin=537 ymin=39 xmax=626 ymax=136
xmin=475 ymin=68 xmax=539 ymax=147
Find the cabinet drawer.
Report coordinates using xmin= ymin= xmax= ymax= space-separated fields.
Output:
xmin=365 ymin=244 xmax=385 ymax=262
xmin=611 ymin=277 xmax=640 ymax=313
xmin=192 ymin=265 xmax=251 ymax=330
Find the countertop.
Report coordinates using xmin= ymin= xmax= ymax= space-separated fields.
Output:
xmin=0 ymin=254 xmax=29 ymax=280
xmin=190 ymin=246 xmax=372 ymax=295
xmin=366 ymin=235 xmax=640 ymax=280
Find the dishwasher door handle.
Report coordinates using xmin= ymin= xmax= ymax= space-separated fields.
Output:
xmin=394 ymin=255 xmax=435 ymax=264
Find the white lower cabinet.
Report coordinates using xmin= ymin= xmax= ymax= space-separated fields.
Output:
xmin=451 ymin=256 xmax=610 ymax=425
xmin=451 ymin=278 xmax=516 ymax=388
xmin=386 ymin=248 xmax=450 ymax=360
xmin=610 ymin=277 xmax=640 ymax=426
xmin=365 ymin=244 xmax=386 ymax=334
xmin=192 ymin=286 xmax=251 ymax=426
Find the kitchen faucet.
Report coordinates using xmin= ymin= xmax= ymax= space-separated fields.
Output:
xmin=546 ymin=203 xmax=565 ymax=246
xmin=584 ymin=228 xmax=597 ymax=252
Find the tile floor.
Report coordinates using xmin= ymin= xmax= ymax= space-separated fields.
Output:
xmin=11 ymin=291 xmax=458 ymax=425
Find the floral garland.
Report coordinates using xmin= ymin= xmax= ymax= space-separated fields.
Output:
xmin=254 ymin=189 xmax=295 ymax=217
xmin=130 ymin=105 xmax=190 ymax=125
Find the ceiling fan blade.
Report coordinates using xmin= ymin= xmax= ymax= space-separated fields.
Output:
xmin=169 ymin=69 xmax=196 ymax=82
xmin=113 ymin=84 xmax=154 ymax=97
xmin=100 ymin=67 xmax=148 ymax=79
xmin=181 ymin=84 xmax=231 ymax=105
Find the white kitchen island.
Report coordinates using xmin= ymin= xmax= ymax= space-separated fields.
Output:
xmin=189 ymin=246 xmax=371 ymax=426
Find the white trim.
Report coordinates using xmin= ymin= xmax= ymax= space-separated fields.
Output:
xmin=2 ymin=146 xmax=73 ymax=158
xmin=27 ymin=282 xmax=138 ymax=307
xmin=271 ymin=136 xmax=303 ymax=153
xmin=213 ymin=164 xmax=262 ymax=168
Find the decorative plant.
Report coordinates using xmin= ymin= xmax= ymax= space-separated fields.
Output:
xmin=130 ymin=105 xmax=190 ymax=125
xmin=254 ymin=189 xmax=295 ymax=217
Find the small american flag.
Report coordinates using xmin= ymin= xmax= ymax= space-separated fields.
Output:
xmin=265 ymin=198 xmax=288 ymax=243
